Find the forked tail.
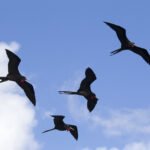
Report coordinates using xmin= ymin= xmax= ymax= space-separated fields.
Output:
xmin=110 ymin=48 xmax=122 ymax=56
xmin=58 ymin=91 xmax=78 ymax=95
xmin=42 ymin=128 xmax=55 ymax=133
xmin=0 ymin=77 xmax=8 ymax=83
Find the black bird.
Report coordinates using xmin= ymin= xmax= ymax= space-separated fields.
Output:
xmin=59 ymin=67 xmax=98 ymax=112
xmin=0 ymin=49 xmax=36 ymax=105
xmin=104 ymin=21 xmax=150 ymax=64
xmin=42 ymin=115 xmax=78 ymax=140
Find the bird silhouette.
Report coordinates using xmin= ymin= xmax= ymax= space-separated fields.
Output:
xmin=104 ymin=21 xmax=150 ymax=64
xmin=42 ymin=115 xmax=78 ymax=140
xmin=59 ymin=67 xmax=98 ymax=112
xmin=0 ymin=49 xmax=36 ymax=105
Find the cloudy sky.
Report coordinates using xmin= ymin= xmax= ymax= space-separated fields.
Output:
xmin=0 ymin=0 xmax=150 ymax=150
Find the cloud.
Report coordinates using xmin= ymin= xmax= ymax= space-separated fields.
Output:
xmin=61 ymin=74 xmax=150 ymax=137
xmin=81 ymin=148 xmax=91 ymax=150
xmin=96 ymin=148 xmax=119 ymax=150
xmin=70 ymin=98 xmax=150 ymax=136
xmin=81 ymin=141 xmax=150 ymax=150
xmin=123 ymin=141 xmax=150 ymax=150
xmin=90 ymin=108 xmax=150 ymax=136
xmin=96 ymin=147 xmax=107 ymax=150
xmin=0 ymin=42 xmax=39 ymax=150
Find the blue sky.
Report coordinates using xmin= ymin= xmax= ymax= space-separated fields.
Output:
xmin=0 ymin=0 xmax=150 ymax=150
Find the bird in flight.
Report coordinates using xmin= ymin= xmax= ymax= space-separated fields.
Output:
xmin=42 ymin=115 xmax=78 ymax=140
xmin=0 ymin=49 xmax=36 ymax=105
xmin=59 ymin=67 xmax=98 ymax=112
xmin=104 ymin=21 xmax=150 ymax=64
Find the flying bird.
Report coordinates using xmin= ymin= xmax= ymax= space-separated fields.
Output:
xmin=42 ymin=115 xmax=78 ymax=140
xmin=0 ymin=49 xmax=36 ymax=105
xmin=59 ymin=67 xmax=98 ymax=112
xmin=104 ymin=21 xmax=150 ymax=64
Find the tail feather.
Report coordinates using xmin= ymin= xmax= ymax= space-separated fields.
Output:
xmin=58 ymin=91 xmax=78 ymax=95
xmin=42 ymin=128 xmax=55 ymax=133
xmin=110 ymin=49 xmax=122 ymax=56
xmin=0 ymin=77 xmax=8 ymax=83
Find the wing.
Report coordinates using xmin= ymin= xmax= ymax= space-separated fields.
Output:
xmin=51 ymin=115 xmax=65 ymax=125
xmin=130 ymin=46 xmax=150 ymax=64
xmin=16 ymin=81 xmax=36 ymax=105
xmin=78 ymin=68 xmax=96 ymax=91
xmin=104 ymin=22 xmax=129 ymax=44
xmin=68 ymin=125 xmax=78 ymax=140
xmin=6 ymin=49 xmax=21 ymax=75
xmin=87 ymin=97 xmax=98 ymax=112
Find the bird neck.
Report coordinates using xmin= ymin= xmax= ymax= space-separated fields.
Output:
xmin=66 ymin=127 xmax=71 ymax=132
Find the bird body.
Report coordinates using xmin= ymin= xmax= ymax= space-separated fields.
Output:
xmin=0 ymin=49 xmax=36 ymax=105
xmin=59 ymin=67 xmax=98 ymax=112
xmin=42 ymin=115 xmax=78 ymax=140
xmin=6 ymin=74 xmax=26 ymax=82
xmin=104 ymin=21 xmax=150 ymax=64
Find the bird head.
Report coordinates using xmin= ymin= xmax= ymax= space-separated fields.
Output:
xmin=90 ymin=94 xmax=98 ymax=100
xmin=20 ymin=76 xmax=27 ymax=83
xmin=129 ymin=42 xmax=135 ymax=47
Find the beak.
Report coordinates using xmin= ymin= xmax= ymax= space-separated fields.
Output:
xmin=26 ymin=78 xmax=29 ymax=82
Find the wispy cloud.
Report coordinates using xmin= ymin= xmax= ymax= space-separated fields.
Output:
xmin=90 ymin=108 xmax=150 ymax=136
xmin=81 ymin=148 xmax=91 ymax=150
xmin=81 ymin=141 xmax=150 ymax=150
xmin=61 ymin=73 xmax=150 ymax=137
xmin=0 ymin=42 xmax=39 ymax=150
xmin=123 ymin=141 xmax=150 ymax=150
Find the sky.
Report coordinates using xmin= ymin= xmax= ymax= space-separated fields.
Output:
xmin=0 ymin=0 xmax=150 ymax=150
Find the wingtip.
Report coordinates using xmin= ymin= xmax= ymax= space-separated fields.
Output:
xmin=5 ymin=49 xmax=10 ymax=54
xmin=88 ymin=109 xmax=92 ymax=112
xmin=104 ymin=21 xmax=108 ymax=24
xmin=58 ymin=91 xmax=62 ymax=94
xmin=86 ymin=67 xmax=92 ymax=70
xmin=31 ymin=100 xmax=36 ymax=106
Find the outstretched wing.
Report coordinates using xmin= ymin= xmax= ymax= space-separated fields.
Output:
xmin=16 ymin=81 xmax=36 ymax=105
xmin=87 ymin=97 xmax=98 ymax=112
xmin=78 ymin=67 xmax=96 ymax=91
xmin=104 ymin=22 xmax=129 ymax=45
xmin=6 ymin=49 xmax=21 ymax=75
xmin=51 ymin=115 xmax=65 ymax=125
xmin=130 ymin=46 xmax=150 ymax=64
xmin=68 ymin=125 xmax=78 ymax=140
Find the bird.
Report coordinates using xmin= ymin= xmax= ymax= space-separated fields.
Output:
xmin=42 ymin=115 xmax=78 ymax=140
xmin=59 ymin=67 xmax=98 ymax=112
xmin=104 ymin=21 xmax=150 ymax=64
xmin=0 ymin=49 xmax=36 ymax=105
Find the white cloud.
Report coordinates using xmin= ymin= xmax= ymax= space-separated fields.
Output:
xmin=0 ymin=42 xmax=39 ymax=150
xmin=81 ymin=148 xmax=91 ymax=150
xmin=123 ymin=142 xmax=150 ymax=150
xmin=81 ymin=142 xmax=150 ymax=150
xmin=42 ymin=109 xmax=57 ymax=119
xmin=61 ymin=75 xmax=150 ymax=137
xmin=96 ymin=147 xmax=107 ymax=150
xmin=90 ymin=108 xmax=150 ymax=136
xmin=110 ymin=148 xmax=119 ymax=150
